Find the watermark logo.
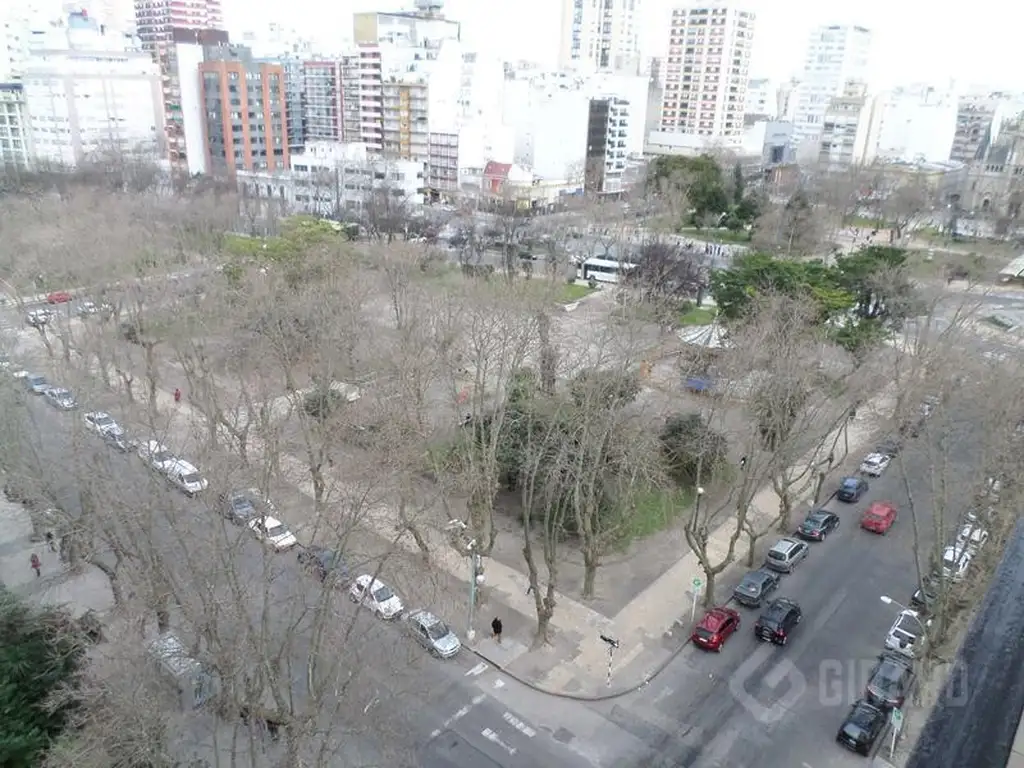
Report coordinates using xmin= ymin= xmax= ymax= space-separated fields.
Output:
xmin=728 ymin=642 xmax=807 ymax=724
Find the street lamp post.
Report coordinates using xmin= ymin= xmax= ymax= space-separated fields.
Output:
xmin=599 ymin=634 xmax=619 ymax=688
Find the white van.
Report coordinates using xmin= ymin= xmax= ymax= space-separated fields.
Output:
xmin=148 ymin=632 xmax=219 ymax=709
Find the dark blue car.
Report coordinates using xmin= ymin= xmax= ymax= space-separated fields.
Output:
xmin=837 ymin=476 xmax=869 ymax=502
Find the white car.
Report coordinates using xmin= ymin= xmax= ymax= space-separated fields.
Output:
xmin=43 ymin=387 xmax=77 ymax=410
xmin=163 ymin=458 xmax=207 ymax=497
xmin=138 ymin=440 xmax=177 ymax=472
xmin=956 ymin=524 xmax=989 ymax=554
xmin=979 ymin=477 xmax=1002 ymax=503
xmin=248 ymin=516 xmax=298 ymax=551
xmin=942 ymin=544 xmax=973 ymax=582
xmin=349 ymin=574 xmax=404 ymax=619
xmin=84 ymin=411 xmax=121 ymax=436
xmin=859 ymin=453 xmax=892 ymax=477
xmin=884 ymin=609 xmax=928 ymax=658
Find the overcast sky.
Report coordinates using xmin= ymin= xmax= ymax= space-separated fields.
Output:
xmin=224 ymin=0 xmax=1024 ymax=92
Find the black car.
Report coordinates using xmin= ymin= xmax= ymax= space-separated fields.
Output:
xmin=754 ymin=598 xmax=802 ymax=645
xmin=297 ymin=546 xmax=350 ymax=583
xmin=875 ymin=436 xmax=902 ymax=457
xmin=796 ymin=509 xmax=840 ymax=541
xmin=732 ymin=568 xmax=780 ymax=608
xmin=910 ymin=575 xmax=942 ymax=614
xmin=218 ymin=490 xmax=258 ymax=524
xmin=836 ymin=699 xmax=888 ymax=756
xmin=837 ymin=476 xmax=869 ymax=502
xmin=865 ymin=652 xmax=915 ymax=709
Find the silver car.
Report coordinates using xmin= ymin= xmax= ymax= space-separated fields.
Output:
xmin=44 ymin=387 xmax=77 ymax=410
xmin=402 ymin=609 xmax=461 ymax=659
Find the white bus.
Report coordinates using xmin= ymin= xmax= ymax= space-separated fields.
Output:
xmin=578 ymin=257 xmax=639 ymax=284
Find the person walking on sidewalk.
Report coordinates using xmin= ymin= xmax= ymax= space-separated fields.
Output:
xmin=173 ymin=387 xmax=182 ymax=403
xmin=45 ymin=531 xmax=57 ymax=552
xmin=30 ymin=553 xmax=41 ymax=578
xmin=491 ymin=617 xmax=503 ymax=644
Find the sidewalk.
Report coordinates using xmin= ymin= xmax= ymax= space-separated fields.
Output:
xmin=18 ymin=328 xmax=893 ymax=699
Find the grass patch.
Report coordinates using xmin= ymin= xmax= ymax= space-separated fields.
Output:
xmin=845 ymin=215 xmax=887 ymax=229
xmin=678 ymin=305 xmax=717 ymax=326
xmin=678 ymin=228 xmax=752 ymax=244
xmin=626 ymin=487 xmax=696 ymax=539
xmin=560 ymin=282 xmax=596 ymax=304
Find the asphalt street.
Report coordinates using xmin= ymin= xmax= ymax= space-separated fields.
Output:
xmin=595 ymin=396 xmax=984 ymax=768
xmin=3 ymin=364 xmax=598 ymax=768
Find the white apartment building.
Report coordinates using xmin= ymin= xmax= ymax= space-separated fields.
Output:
xmin=744 ymin=77 xmax=775 ymax=118
xmin=503 ymin=70 xmax=645 ymax=184
xmin=558 ymin=0 xmax=642 ymax=74
xmin=817 ymin=80 xmax=877 ymax=168
xmin=873 ymin=85 xmax=958 ymax=164
xmin=22 ymin=13 xmax=163 ymax=167
xmin=791 ymin=24 xmax=871 ymax=148
xmin=236 ymin=141 xmax=424 ymax=218
xmin=0 ymin=84 xmax=33 ymax=169
xmin=586 ymin=96 xmax=631 ymax=193
xmin=657 ymin=4 xmax=756 ymax=140
xmin=2 ymin=1 xmax=61 ymax=82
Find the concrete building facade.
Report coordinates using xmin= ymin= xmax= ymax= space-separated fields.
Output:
xmin=817 ymin=80 xmax=876 ymax=167
xmin=658 ymin=4 xmax=755 ymax=139
xmin=134 ymin=0 xmax=223 ymax=50
xmin=873 ymin=85 xmax=957 ymax=164
xmin=302 ymin=59 xmax=345 ymax=143
xmin=558 ymin=0 xmax=642 ymax=74
xmin=0 ymin=84 xmax=32 ymax=169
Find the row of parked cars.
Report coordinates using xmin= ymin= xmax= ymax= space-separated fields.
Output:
xmin=9 ymin=354 xmax=463 ymax=663
xmin=688 ymin=398 xmax=944 ymax=758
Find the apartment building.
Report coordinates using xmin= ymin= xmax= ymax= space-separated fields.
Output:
xmin=22 ymin=13 xmax=163 ymax=167
xmin=658 ymin=4 xmax=755 ymax=139
xmin=199 ymin=45 xmax=288 ymax=177
xmin=279 ymin=58 xmax=304 ymax=152
xmin=743 ymin=77 xmax=776 ymax=119
xmin=381 ymin=78 xmax=429 ymax=164
xmin=134 ymin=0 xmax=223 ymax=50
xmin=558 ymin=0 xmax=642 ymax=74
xmin=0 ymin=84 xmax=32 ymax=169
xmin=584 ymin=97 xmax=630 ymax=193
xmin=873 ymin=85 xmax=957 ymax=164
xmin=236 ymin=141 xmax=424 ymax=218
xmin=817 ymin=80 xmax=876 ymax=168
xmin=791 ymin=24 xmax=871 ymax=147
xmin=352 ymin=4 xmax=460 ymax=48
xmin=301 ymin=60 xmax=344 ymax=143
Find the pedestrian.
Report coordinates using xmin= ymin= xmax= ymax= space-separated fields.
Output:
xmin=526 ymin=582 xmax=534 ymax=595
xmin=173 ymin=387 xmax=182 ymax=403
xmin=45 ymin=531 xmax=57 ymax=552
xmin=491 ymin=617 xmax=503 ymax=644
xmin=30 ymin=553 xmax=41 ymax=578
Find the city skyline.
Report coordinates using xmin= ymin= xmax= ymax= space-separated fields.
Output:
xmin=221 ymin=0 xmax=1024 ymax=92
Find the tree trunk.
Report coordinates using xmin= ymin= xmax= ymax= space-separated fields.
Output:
xmin=144 ymin=344 xmax=159 ymax=416
xmin=398 ymin=497 xmax=430 ymax=561
xmin=88 ymin=557 xmax=124 ymax=606
xmin=537 ymin=312 xmax=556 ymax=396
xmin=812 ymin=470 xmax=827 ymax=506
xmin=156 ymin=594 xmax=171 ymax=634
xmin=581 ymin=547 xmax=598 ymax=600
xmin=701 ymin=570 xmax=717 ymax=609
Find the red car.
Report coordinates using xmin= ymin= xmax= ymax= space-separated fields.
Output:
xmin=46 ymin=291 xmax=72 ymax=304
xmin=691 ymin=606 xmax=741 ymax=651
xmin=861 ymin=501 xmax=897 ymax=534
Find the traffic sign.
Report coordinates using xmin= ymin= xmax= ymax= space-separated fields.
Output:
xmin=692 ymin=577 xmax=703 ymax=591
xmin=891 ymin=708 xmax=903 ymax=731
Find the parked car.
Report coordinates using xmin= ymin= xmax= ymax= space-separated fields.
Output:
xmin=297 ymin=545 xmax=349 ymax=583
xmin=349 ymin=574 xmax=404 ymax=619
xmin=764 ymin=537 xmax=809 ymax=573
xmin=163 ymin=459 xmax=207 ymax=497
xmin=218 ymin=490 xmax=258 ymax=524
xmin=248 ymin=516 xmax=298 ymax=551
xmin=102 ymin=429 xmax=137 ymax=452
xmin=865 ymin=652 xmax=915 ymax=709
xmin=910 ymin=577 xmax=940 ymax=614
xmin=753 ymin=597 xmax=802 ymax=646
xmin=978 ymin=476 xmax=1003 ymax=503
xmin=84 ymin=411 xmax=120 ymax=436
xmin=691 ymin=606 xmax=741 ymax=652
xmin=46 ymin=290 xmax=72 ymax=304
xmin=796 ymin=509 xmax=840 ymax=541
xmin=941 ymin=544 xmax=972 ymax=582
xmin=24 ymin=373 xmax=50 ymax=394
xmin=884 ymin=609 xmax=928 ymax=658
xmin=138 ymin=440 xmax=177 ymax=472
xmin=25 ymin=309 xmax=51 ymax=327
xmin=956 ymin=524 xmax=989 ymax=555
xmin=837 ymin=476 xmax=869 ymax=502
xmin=836 ymin=700 xmax=888 ymax=756
xmin=859 ymin=452 xmax=892 ymax=477
xmin=402 ymin=609 xmax=461 ymax=658
xmin=874 ymin=436 xmax=902 ymax=457
xmin=43 ymin=387 xmax=77 ymax=410
xmin=861 ymin=501 xmax=897 ymax=534
xmin=732 ymin=568 xmax=781 ymax=608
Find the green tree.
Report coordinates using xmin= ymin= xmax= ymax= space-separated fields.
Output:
xmin=648 ymin=155 xmax=730 ymax=227
xmin=0 ymin=589 xmax=86 ymax=767
xmin=834 ymin=245 xmax=914 ymax=323
xmin=732 ymin=162 xmax=745 ymax=206
xmin=659 ymin=413 xmax=728 ymax=486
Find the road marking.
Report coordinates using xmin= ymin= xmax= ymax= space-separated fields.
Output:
xmin=652 ymin=686 xmax=674 ymax=705
xmin=466 ymin=662 xmax=489 ymax=677
xmin=440 ymin=694 xmax=487 ymax=731
xmin=502 ymin=712 xmax=537 ymax=738
xmin=430 ymin=729 xmax=440 ymax=738
xmin=493 ymin=678 xmax=505 ymax=689
xmin=481 ymin=728 xmax=517 ymax=755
